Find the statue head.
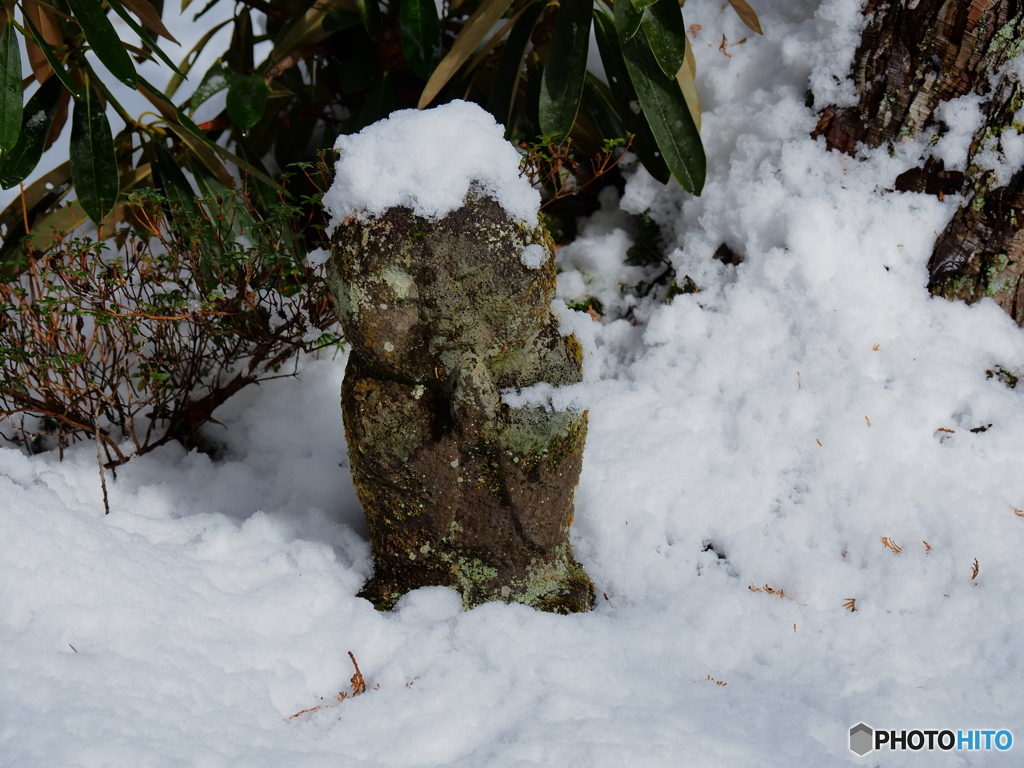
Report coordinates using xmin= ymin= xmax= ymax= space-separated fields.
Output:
xmin=328 ymin=191 xmax=556 ymax=382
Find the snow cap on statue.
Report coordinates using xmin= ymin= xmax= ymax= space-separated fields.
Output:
xmin=322 ymin=100 xmax=540 ymax=231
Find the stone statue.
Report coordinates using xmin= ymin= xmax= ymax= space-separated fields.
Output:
xmin=327 ymin=188 xmax=594 ymax=614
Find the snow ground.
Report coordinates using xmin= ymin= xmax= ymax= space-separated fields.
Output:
xmin=4 ymin=1 xmax=1024 ymax=765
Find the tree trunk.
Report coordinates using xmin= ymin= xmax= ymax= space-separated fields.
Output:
xmin=813 ymin=0 xmax=1024 ymax=323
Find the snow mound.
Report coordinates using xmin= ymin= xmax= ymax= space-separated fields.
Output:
xmin=323 ymin=101 xmax=540 ymax=230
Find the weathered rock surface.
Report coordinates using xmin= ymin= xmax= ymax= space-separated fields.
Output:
xmin=328 ymin=191 xmax=594 ymax=613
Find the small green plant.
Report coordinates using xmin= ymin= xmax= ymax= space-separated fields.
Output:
xmin=986 ymin=366 xmax=1020 ymax=388
xmin=520 ymin=134 xmax=630 ymax=207
xmin=0 ymin=184 xmax=340 ymax=467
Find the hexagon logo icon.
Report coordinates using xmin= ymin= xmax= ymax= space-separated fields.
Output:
xmin=850 ymin=723 xmax=874 ymax=756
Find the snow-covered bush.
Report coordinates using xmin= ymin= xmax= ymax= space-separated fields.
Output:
xmin=0 ymin=187 xmax=339 ymax=467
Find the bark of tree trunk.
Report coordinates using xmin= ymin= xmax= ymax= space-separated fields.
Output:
xmin=813 ymin=0 xmax=1024 ymax=323
xmin=814 ymin=0 xmax=1024 ymax=153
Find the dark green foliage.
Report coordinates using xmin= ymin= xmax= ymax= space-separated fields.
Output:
xmin=105 ymin=0 xmax=184 ymax=76
xmin=485 ymin=2 xmax=544 ymax=131
xmin=20 ymin=10 xmax=83 ymax=99
xmin=0 ymin=0 xmax=763 ymax=254
xmin=593 ymin=8 xmax=670 ymax=182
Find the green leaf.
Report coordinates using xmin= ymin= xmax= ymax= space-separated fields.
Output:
xmin=20 ymin=10 xmax=84 ymax=99
xmin=186 ymin=151 xmax=231 ymax=201
xmin=353 ymin=0 xmax=381 ymax=41
xmin=150 ymin=140 xmax=200 ymax=216
xmin=582 ymin=74 xmax=624 ymax=141
xmin=191 ymin=0 xmax=221 ymax=23
xmin=105 ymin=0 xmax=186 ymax=78
xmin=137 ymin=74 xmax=282 ymax=193
xmin=226 ymin=8 xmax=254 ymax=74
xmin=226 ymin=75 xmax=268 ymax=133
xmin=485 ymin=1 xmax=545 ymax=131
xmin=231 ymin=135 xmax=277 ymax=212
xmin=0 ymin=21 xmax=23 ymax=152
xmin=150 ymin=140 xmax=221 ymax=279
xmin=338 ymin=55 xmax=376 ymax=95
xmin=539 ymin=0 xmax=592 ymax=138
xmin=678 ymin=33 xmax=700 ymax=130
xmin=593 ymin=7 xmax=669 ymax=182
xmin=269 ymin=0 xmax=331 ymax=63
xmin=189 ymin=60 xmax=230 ymax=112
xmin=164 ymin=121 xmax=232 ymax=187
xmin=69 ymin=83 xmax=119 ymax=222
xmin=615 ymin=0 xmax=642 ymax=42
xmin=621 ymin=27 xmax=704 ymax=193
xmin=138 ymin=74 xmax=215 ymax=149
xmin=0 ymin=76 xmax=62 ymax=189
xmin=66 ymin=0 xmax=138 ymax=88
xmin=640 ymin=0 xmax=687 ymax=79
xmin=628 ymin=0 xmax=658 ymax=11
xmin=140 ymin=73 xmax=239 ymax=184
xmin=398 ymin=0 xmax=441 ymax=80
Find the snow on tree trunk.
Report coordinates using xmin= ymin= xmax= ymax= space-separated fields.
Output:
xmin=813 ymin=0 xmax=1024 ymax=322
xmin=322 ymin=102 xmax=594 ymax=613
xmin=927 ymin=74 xmax=1024 ymax=319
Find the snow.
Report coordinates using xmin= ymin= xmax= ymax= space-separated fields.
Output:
xmin=519 ymin=243 xmax=548 ymax=269
xmin=322 ymin=101 xmax=540 ymax=230
xmin=5 ymin=0 xmax=1024 ymax=765
xmin=305 ymin=247 xmax=331 ymax=267
xmin=932 ymin=94 xmax=986 ymax=169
